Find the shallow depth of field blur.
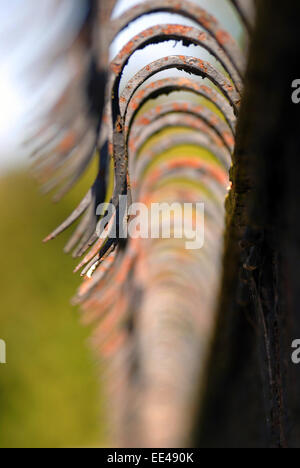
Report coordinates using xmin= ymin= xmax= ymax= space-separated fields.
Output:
xmin=0 ymin=165 xmax=109 ymax=448
xmin=0 ymin=0 xmax=244 ymax=448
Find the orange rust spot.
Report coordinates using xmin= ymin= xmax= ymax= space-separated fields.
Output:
xmin=174 ymin=102 xmax=189 ymax=112
xmin=224 ymin=84 xmax=234 ymax=92
xmin=130 ymin=99 xmax=139 ymax=111
xmin=121 ymin=40 xmax=134 ymax=57
xmin=110 ymin=62 xmax=122 ymax=75
xmin=198 ymin=59 xmax=208 ymax=73
xmin=178 ymin=77 xmax=191 ymax=86
xmin=223 ymin=132 xmax=234 ymax=148
xmin=136 ymin=89 xmax=145 ymax=100
xmin=139 ymin=117 xmax=151 ymax=126
xmin=195 ymin=105 xmax=204 ymax=113
xmin=139 ymin=28 xmax=154 ymax=41
xmin=209 ymin=115 xmax=219 ymax=126
xmin=161 ymin=24 xmax=193 ymax=36
xmin=116 ymin=115 xmax=123 ymax=133
xmin=198 ymin=32 xmax=207 ymax=41
xmin=216 ymin=29 xmax=231 ymax=46
xmin=129 ymin=140 xmax=136 ymax=152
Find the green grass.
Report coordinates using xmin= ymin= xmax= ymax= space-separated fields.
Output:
xmin=0 ymin=168 xmax=108 ymax=448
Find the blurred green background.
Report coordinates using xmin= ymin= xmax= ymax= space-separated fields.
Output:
xmin=0 ymin=96 xmax=221 ymax=448
xmin=0 ymin=90 xmax=225 ymax=449
xmin=0 ymin=167 xmax=108 ymax=448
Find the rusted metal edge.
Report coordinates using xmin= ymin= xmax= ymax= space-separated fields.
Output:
xmin=46 ymin=4 xmax=243 ymax=281
xmin=123 ymin=77 xmax=236 ymax=135
xmin=52 ymin=23 xmax=239 ymax=268
xmin=44 ymin=143 xmax=109 ymax=249
xmin=107 ymin=46 xmax=240 ymax=235
xmin=128 ymin=114 xmax=231 ymax=178
xmin=129 ymin=113 xmax=227 ymax=159
xmin=128 ymin=101 xmax=234 ymax=157
xmin=131 ymin=130 xmax=229 ymax=198
xmin=109 ymin=24 xmax=242 ymax=95
xmin=109 ymin=0 xmax=245 ymax=77
xmin=107 ymin=28 xmax=241 ymax=215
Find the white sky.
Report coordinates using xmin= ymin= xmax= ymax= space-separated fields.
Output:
xmin=0 ymin=0 xmax=87 ymax=171
xmin=0 ymin=0 xmax=243 ymax=172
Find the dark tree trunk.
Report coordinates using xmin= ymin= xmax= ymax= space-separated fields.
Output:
xmin=194 ymin=0 xmax=300 ymax=448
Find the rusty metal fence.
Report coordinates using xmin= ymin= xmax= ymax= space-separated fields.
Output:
xmin=34 ymin=0 xmax=254 ymax=448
